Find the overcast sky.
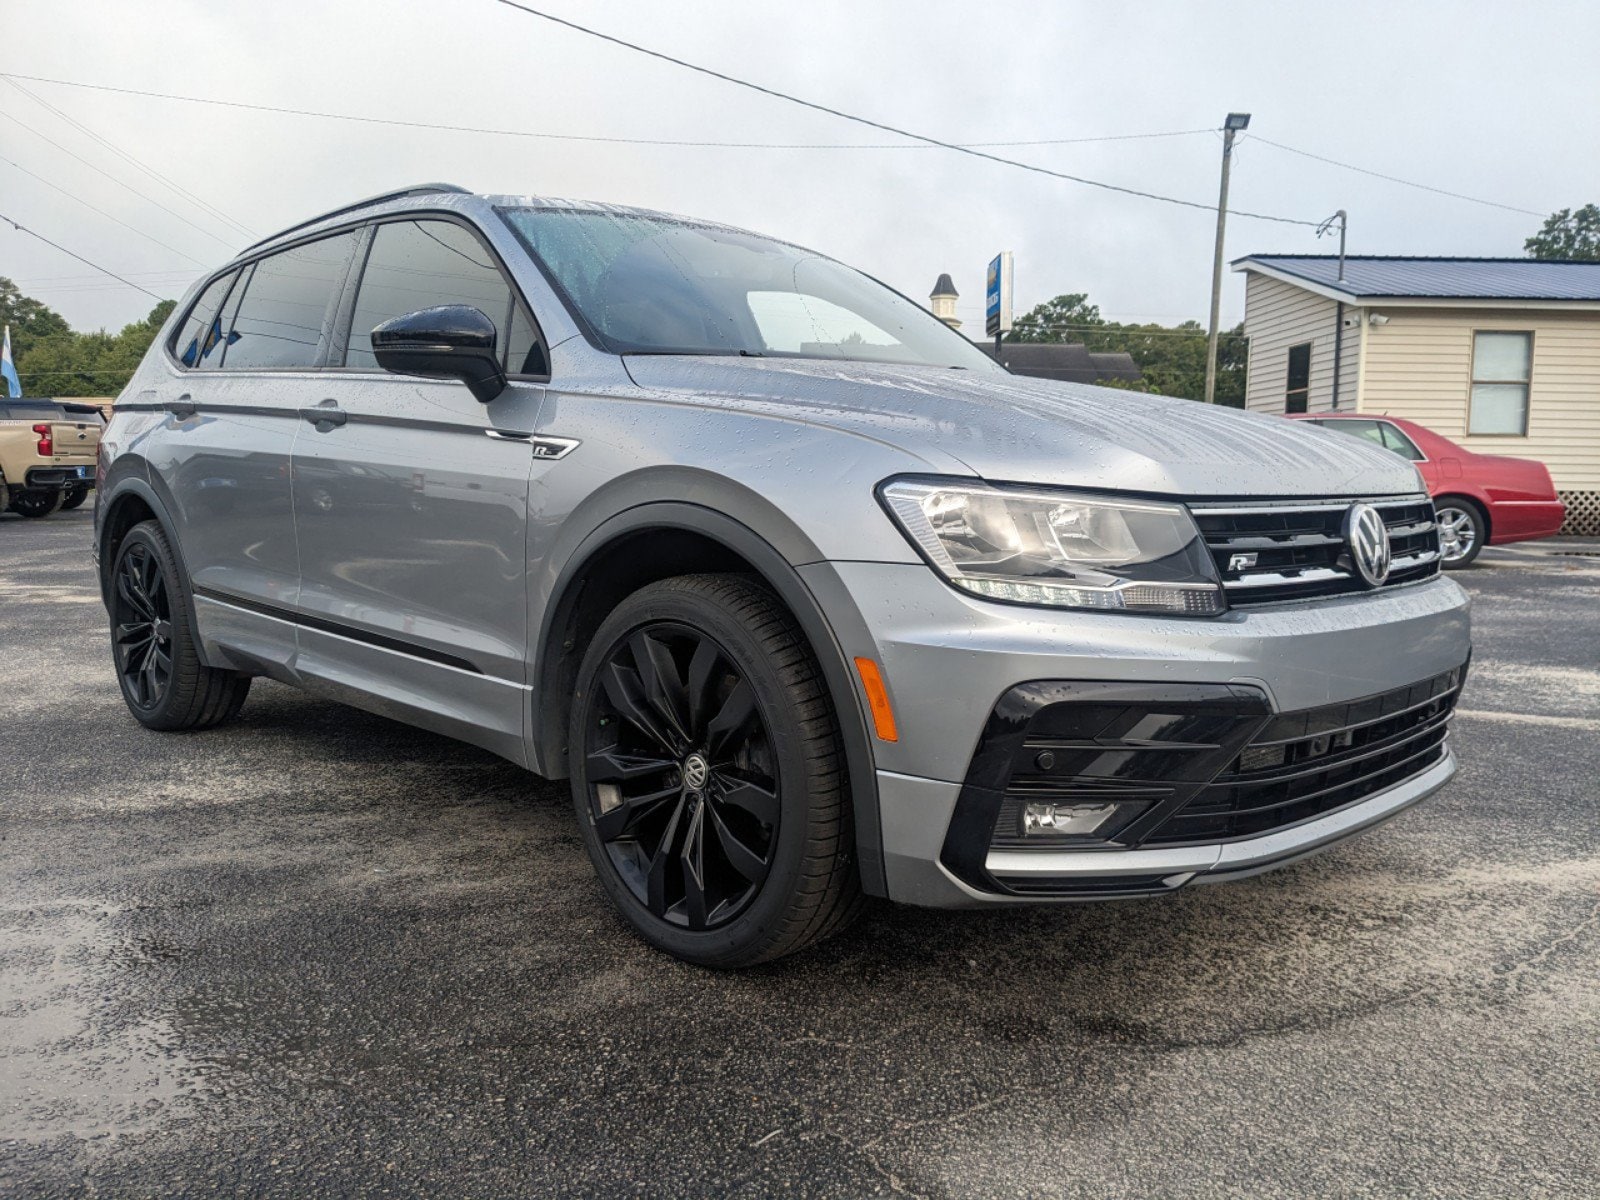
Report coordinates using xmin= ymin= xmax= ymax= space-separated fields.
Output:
xmin=4 ymin=0 xmax=1598 ymax=336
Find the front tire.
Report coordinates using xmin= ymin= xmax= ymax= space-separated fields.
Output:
xmin=1436 ymin=498 xmax=1486 ymax=568
xmin=569 ymin=574 xmax=861 ymax=967
xmin=109 ymin=520 xmax=251 ymax=730
xmin=10 ymin=489 xmax=65 ymax=518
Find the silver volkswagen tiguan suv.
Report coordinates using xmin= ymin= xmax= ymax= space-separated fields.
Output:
xmin=97 ymin=184 xmax=1471 ymax=966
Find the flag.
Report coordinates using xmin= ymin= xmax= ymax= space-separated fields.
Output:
xmin=1 ymin=325 xmax=20 ymax=398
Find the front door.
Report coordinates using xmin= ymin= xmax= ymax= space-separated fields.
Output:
xmin=289 ymin=215 xmax=551 ymax=763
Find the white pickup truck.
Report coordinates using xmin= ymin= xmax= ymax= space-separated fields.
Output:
xmin=0 ymin=400 xmax=102 ymax=518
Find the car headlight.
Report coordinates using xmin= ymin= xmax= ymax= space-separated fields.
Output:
xmin=879 ymin=478 xmax=1224 ymax=615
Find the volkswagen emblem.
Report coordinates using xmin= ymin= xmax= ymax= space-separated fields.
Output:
xmin=682 ymin=753 xmax=710 ymax=792
xmin=1343 ymin=502 xmax=1392 ymax=587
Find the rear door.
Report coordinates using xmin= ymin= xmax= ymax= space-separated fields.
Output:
xmin=153 ymin=230 xmax=360 ymax=672
xmin=288 ymin=214 xmax=549 ymax=763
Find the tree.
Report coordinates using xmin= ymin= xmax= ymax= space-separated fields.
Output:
xmin=1 ymin=279 xmax=176 ymax=397
xmin=1004 ymin=293 xmax=1247 ymax=407
xmin=1524 ymin=205 xmax=1600 ymax=261
xmin=0 ymin=277 xmax=72 ymax=360
xmin=1006 ymin=293 xmax=1105 ymax=343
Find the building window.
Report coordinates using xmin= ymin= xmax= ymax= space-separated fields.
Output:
xmin=1469 ymin=331 xmax=1532 ymax=435
xmin=1285 ymin=342 xmax=1311 ymax=413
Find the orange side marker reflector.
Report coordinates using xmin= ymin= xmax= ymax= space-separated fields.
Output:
xmin=854 ymin=657 xmax=899 ymax=743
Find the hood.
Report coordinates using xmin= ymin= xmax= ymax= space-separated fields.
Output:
xmin=622 ymin=356 xmax=1424 ymax=498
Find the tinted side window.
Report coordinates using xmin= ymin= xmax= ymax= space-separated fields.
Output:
xmin=222 ymin=231 xmax=360 ymax=371
xmin=172 ymin=271 xmax=237 ymax=368
xmin=204 ymin=265 xmax=252 ymax=369
xmin=1378 ymin=422 xmax=1425 ymax=461
xmin=506 ymin=302 xmax=547 ymax=376
xmin=346 ymin=219 xmax=535 ymax=372
xmin=1320 ymin=419 xmax=1386 ymax=449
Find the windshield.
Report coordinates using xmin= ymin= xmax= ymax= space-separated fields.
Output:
xmin=499 ymin=207 xmax=998 ymax=371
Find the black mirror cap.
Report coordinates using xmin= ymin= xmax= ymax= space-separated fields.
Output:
xmin=370 ymin=304 xmax=508 ymax=403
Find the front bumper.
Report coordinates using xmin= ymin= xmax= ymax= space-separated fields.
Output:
xmin=797 ymin=562 xmax=1471 ymax=907
xmin=877 ymin=750 xmax=1455 ymax=907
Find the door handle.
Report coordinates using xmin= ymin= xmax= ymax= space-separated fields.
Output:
xmin=164 ymin=395 xmax=196 ymax=419
xmin=300 ymin=402 xmax=347 ymax=429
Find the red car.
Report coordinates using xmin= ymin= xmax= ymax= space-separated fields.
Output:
xmin=1289 ymin=413 xmax=1566 ymax=567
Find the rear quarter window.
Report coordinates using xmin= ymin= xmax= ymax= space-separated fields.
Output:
xmin=171 ymin=271 xmax=238 ymax=368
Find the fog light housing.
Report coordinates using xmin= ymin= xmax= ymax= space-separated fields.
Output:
xmin=1022 ymin=802 xmax=1119 ymax=837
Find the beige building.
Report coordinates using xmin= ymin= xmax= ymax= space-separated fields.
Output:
xmin=1234 ymin=255 xmax=1600 ymax=533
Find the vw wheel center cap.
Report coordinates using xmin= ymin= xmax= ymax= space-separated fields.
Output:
xmin=683 ymin=753 xmax=710 ymax=791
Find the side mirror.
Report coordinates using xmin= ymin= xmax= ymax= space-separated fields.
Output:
xmin=370 ymin=305 xmax=507 ymax=403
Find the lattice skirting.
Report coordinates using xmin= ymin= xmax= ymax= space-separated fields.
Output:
xmin=1560 ymin=491 xmax=1600 ymax=536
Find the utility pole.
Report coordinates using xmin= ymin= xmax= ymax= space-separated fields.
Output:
xmin=1319 ymin=210 xmax=1349 ymax=409
xmin=1204 ymin=112 xmax=1251 ymax=405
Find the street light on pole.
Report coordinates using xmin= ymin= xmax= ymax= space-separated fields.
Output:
xmin=1203 ymin=111 xmax=1250 ymax=405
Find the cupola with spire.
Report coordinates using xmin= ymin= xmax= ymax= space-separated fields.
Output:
xmin=929 ymin=274 xmax=960 ymax=329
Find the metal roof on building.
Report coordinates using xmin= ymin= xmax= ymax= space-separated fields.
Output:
xmin=930 ymin=273 xmax=958 ymax=298
xmin=974 ymin=341 xmax=1141 ymax=384
xmin=1233 ymin=255 xmax=1600 ymax=301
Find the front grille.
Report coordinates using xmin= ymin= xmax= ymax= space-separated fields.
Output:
xmin=1191 ymin=495 xmax=1442 ymax=606
xmin=1142 ymin=665 xmax=1463 ymax=845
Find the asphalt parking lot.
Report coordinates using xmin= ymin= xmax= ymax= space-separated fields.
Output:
xmin=3 ymin=507 xmax=1598 ymax=1198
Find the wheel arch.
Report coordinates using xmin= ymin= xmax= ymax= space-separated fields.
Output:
xmin=96 ymin=464 xmax=220 ymax=668
xmin=532 ymin=501 xmax=888 ymax=897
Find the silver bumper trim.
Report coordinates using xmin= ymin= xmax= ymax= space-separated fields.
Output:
xmin=985 ymin=749 xmax=1455 ymax=883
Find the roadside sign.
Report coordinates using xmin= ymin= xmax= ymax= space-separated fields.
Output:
xmin=985 ymin=252 xmax=1013 ymax=338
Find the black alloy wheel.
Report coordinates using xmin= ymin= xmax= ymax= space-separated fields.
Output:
xmin=106 ymin=519 xmax=251 ymax=730
xmin=570 ymin=574 xmax=862 ymax=967
xmin=9 ymin=489 xmax=65 ymax=518
xmin=61 ymin=486 xmax=89 ymax=510
xmin=584 ymin=620 xmax=780 ymax=930
xmin=112 ymin=539 xmax=175 ymax=710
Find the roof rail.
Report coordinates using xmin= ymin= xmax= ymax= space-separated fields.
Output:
xmin=240 ymin=183 xmax=472 ymax=254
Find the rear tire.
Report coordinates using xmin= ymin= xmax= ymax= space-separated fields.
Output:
xmin=10 ymin=489 xmax=65 ymax=518
xmin=109 ymin=520 xmax=251 ymax=731
xmin=61 ymin=486 xmax=89 ymax=511
xmin=569 ymin=574 xmax=862 ymax=967
xmin=1435 ymin=498 xmax=1486 ymax=568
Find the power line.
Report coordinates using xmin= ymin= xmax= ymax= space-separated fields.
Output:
xmin=12 ymin=270 xmax=195 ymax=283
xmin=2 ymin=76 xmax=254 ymax=237
xmin=0 ymin=109 xmax=239 ymax=250
xmin=0 ymin=71 xmax=1212 ymax=152
xmin=0 ymin=152 xmax=208 ymax=265
xmin=485 ymin=2 xmax=1320 ymax=227
xmin=0 ymin=210 xmax=169 ymax=300
xmin=1244 ymin=135 xmax=1543 ymax=217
